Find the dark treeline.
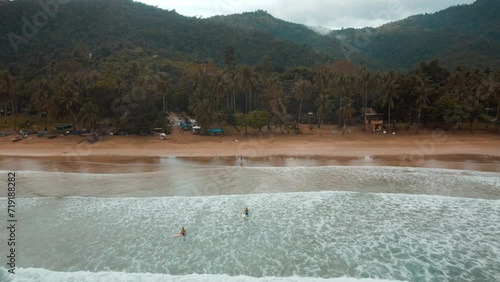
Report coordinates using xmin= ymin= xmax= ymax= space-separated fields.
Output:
xmin=1 ymin=53 xmax=499 ymax=134
xmin=0 ymin=0 xmax=499 ymax=135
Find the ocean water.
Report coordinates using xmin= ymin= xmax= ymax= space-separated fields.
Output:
xmin=0 ymin=163 xmax=500 ymax=282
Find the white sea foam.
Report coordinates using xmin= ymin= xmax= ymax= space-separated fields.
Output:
xmin=2 ymin=166 xmax=499 ymax=198
xmin=0 ymin=268 xmax=406 ymax=282
xmin=0 ymin=191 xmax=499 ymax=281
xmin=1 ymin=166 xmax=499 ymax=281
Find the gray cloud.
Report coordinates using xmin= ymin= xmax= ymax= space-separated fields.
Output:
xmin=140 ymin=0 xmax=476 ymax=29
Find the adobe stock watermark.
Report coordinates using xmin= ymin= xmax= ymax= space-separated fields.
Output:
xmin=7 ymin=0 xmax=71 ymax=53
xmin=339 ymin=0 xmax=404 ymax=62
xmin=405 ymin=129 xmax=449 ymax=167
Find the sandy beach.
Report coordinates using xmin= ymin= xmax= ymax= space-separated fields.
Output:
xmin=2 ymin=128 xmax=500 ymax=282
xmin=1 ymin=126 xmax=499 ymax=172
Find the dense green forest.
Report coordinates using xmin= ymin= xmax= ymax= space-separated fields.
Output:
xmin=0 ymin=0 xmax=499 ymax=135
xmin=208 ymin=10 xmax=382 ymax=70
xmin=0 ymin=0 xmax=329 ymax=70
xmin=208 ymin=0 xmax=500 ymax=70
xmin=330 ymin=0 xmax=500 ymax=70
xmin=1 ymin=55 xmax=499 ymax=134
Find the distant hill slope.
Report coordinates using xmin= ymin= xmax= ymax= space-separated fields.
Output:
xmin=1 ymin=0 xmax=499 ymax=72
xmin=0 ymin=0 xmax=330 ymax=69
xmin=209 ymin=10 xmax=344 ymax=59
xmin=330 ymin=0 xmax=500 ymax=70
xmin=208 ymin=0 xmax=500 ymax=70
xmin=207 ymin=10 xmax=381 ymax=69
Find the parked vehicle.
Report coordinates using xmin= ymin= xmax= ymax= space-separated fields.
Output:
xmin=180 ymin=121 xmax=192 ymax=130
xmin=192 ymin=126 xmax=201 ymax=134
xmin=55 ymin=124 xmax=73 ymax=130
xmin=206 ymin=128 xmax=224 ymax=136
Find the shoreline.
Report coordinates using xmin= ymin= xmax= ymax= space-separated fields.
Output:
xmin=1 ymin=131 xmax=499 ymax=172
xmin=1 ymin=132 xmax=498 ymax=199
xmin=1 ymin=153 xmax=499 ymax=174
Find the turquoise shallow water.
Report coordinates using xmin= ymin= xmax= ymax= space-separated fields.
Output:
xmin=0 ymin=166 xmax=499 ymax=282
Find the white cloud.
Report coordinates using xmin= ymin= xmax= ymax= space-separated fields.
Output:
xmin=136 ymin=0 xmax=476 ymax=29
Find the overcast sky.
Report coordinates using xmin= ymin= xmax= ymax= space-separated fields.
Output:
xmin=137 ymin=0 xmax=476 ymax=29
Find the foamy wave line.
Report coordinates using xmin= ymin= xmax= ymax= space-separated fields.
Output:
xmin=2 ymin=268 xmax=406 ymax=282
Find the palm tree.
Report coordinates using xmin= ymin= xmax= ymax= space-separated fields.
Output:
xmin=443 ymin=67 xmax=468 ymax=130
xmin=54 ymin=74 xmax=83 ymax=130
xmin=157 ymin=72 xmax=172 ymax=129
xmin=264 ymin=80 xmax=288 ymax=133
xmin=381 ymin=72 xmax=399 ymax=131
xmin=357 ymin=68 xmax=371 ymax=124
xmin=313 ymin=71 xmax=334 ymax=128
xmin=239 ymin=66 xmax=257 ymax=113
xmin=446 ymin=67 xmax=467 ymax=100
xmin=59 ymin=90 xmax=82 ymax=130
xmin=292 ymin=79 xmax=312 ymax=123
xmin=445 ymin=68 xmax=487 ymax=132
xmin=266 ymin=81 xmax=287 ymax=116
xmin=0 ymin=70 xmax=18 ymax=131
xmin=485 ymin=73 xmax=500 ymax=132
xmin=465 ymin=69 xmax=488 ymax=132
xmin=336 ymin=98 xmax=356 ymax=129
xmin=316 ymin=92 xmax=333 ymax=136
xmin=31 ymin=77 xmax=52 ymax=131
xmin=0 ymin=70 xmax=8 ymax=123
xmin=189 ymin=92 xmax=213 ymax=132
xmin=334 ymin=75 xmax=349 ymax=127
xmin=314 ymin=71 xmax=331 ymax=93
xmin=414 ymin=72 xmax=431 ymax=132
xmin=213 ymin=72 xmax=227 ymax=112
xmin=224 ymin=68 xmax=239 ymax=111
xmin=48 ymin=74 xmax=71 ymax=122
xmin=79 ymin=102 xmax=101 ymax=131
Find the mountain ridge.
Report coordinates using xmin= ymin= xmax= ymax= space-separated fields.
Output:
xmin=0 ymin=0 xmax=331 ymax=70
xmin=1 ymin=0 xmax=499 ymax=71
xmin=207 ymin=0 xmax=500 ymax=70
xmin=329 ymin=0 xmax=500 ymax=70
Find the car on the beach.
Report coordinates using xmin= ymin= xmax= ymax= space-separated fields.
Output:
xmin=192 ymin=126 xmax=201 ymax=134
xmin=180 ymin=121 xmax=192 ymax=130
xmin=206 ymin=128 xmax=224 ymax=136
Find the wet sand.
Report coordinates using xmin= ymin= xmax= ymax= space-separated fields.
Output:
xmin=1 ymin=128 xmax=499 ymax=173
xmin=1 ymin=154 xmax=499 ymax=174
xmin=1 ymin=129 xmax=499 ymax=199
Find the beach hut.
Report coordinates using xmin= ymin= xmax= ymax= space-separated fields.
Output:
xmin=365 ymin=114 xmax=384 ymax=132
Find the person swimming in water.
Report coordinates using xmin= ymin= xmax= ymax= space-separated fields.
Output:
xmin=244 ymin=208 xmax=249 ymax=217
xmin=179 ymin=227 xmax=186 ymax=237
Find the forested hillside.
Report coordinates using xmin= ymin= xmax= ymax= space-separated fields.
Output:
xmin=0 ymin=0 xmax=329 ymax=70
xmin=206 ymin=0 xmax=500 ymax=70
xmin=330 ymin=0 xmax=500 ymax=70
xmin=208 ymin=10 xmax=380 ymax=69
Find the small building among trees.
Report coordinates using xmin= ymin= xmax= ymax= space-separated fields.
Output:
xmin=363 ymin=108 xmax=384 ymax=132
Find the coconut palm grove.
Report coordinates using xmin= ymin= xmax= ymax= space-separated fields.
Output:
xmin=0 ymin=0 xmax=499 ymax=135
